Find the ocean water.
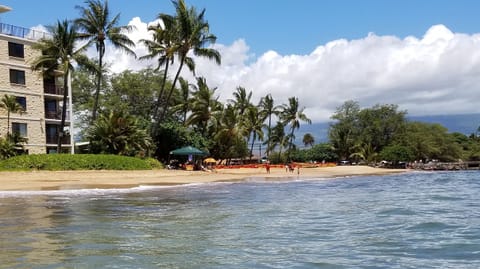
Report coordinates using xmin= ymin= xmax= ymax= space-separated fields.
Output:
xmin=1 ymin=171 xmax=480 ymax=269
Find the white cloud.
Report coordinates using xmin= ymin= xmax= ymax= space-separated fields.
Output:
xmin=102 ymin=20 xmax=480 ymax=122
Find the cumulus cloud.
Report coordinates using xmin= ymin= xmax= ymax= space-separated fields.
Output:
xmin=102 ymin=19 xmax=480 ymax=122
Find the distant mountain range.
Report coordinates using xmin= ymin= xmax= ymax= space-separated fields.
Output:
xmin=297 ymin=113 xmax=480 ymax=144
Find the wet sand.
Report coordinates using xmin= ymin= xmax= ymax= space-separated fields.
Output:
xmin=0 ymin=166 xmax=407 ymax=191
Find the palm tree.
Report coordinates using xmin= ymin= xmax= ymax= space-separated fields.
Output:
xmin=139 ymin=16 xmax=176 ymax=124
xmin=87 ymin=109 xmax=152 ymax=156
xmin=32 ymin=20 xmax=89 ymax=153
xmin=229 ymin=86 xmax=252 ymax=115
xmin=214 ymin=104 xmax=245 ymax=162
xmin=242 ymin=106 xmax=264 ymax=160
xmin=75 ymin=0 xmax=135 ymax=123
xmin=186 ymin=77 xmax=222 ymax=137
xmin=0 ymin=94 xmax=24 ymax=136
xmin=269 ymin=121 xmax=288 ymax=158
xmin=259 ymin=93 xmax=281 ymax=157
xmin=280 ymin=97 xmax=312 ymax=160
xmin=171 ymin=77 xmax=192 ymax=124
xmin=158 ymin=0 xmax=221 ymax=122
xmin=303 ymin=133 xmax=315 ymax=148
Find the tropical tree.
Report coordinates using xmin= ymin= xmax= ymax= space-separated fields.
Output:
xmin=259 ymin=93 xmax=281 ymax=157
xmin=213 ymin=104 xmax=247 ymax=162
xmin=302 ymin=133 xmax=315 ymax=148
xmin=171 ymin=77 xmax=192 ymax=124
xmin=280 ymin=97 xmax=311 ymax=159
xmin=242 ymin=106 xmax=264 ymax=160
xmin=32 ymin=20 xmax=89 ymax=153
xmin=158 ymin=0 xmax=221 ymax=122
xmin=75 ymin=0 xmax=135 ymax=122
xmin=186 ymin=77 xmax=222 ymax=137
xmin=229 ymin=86 xmax=253 ymax=115
xmin=87 ymin=109 xmax=152 ymax=156
xmin=139 ymin=16 xmax=176 ymax=124
xmin=268 ymin=121 xmax=288 ymax=157
xmin=328 ymin=100 xmax=361 ymax=160
xmin=0 ymin=94 xmax=24 ymax=136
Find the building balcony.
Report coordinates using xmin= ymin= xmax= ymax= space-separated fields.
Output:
xmin=44 ymin=83 xmax=65 ymax=96
xmin=45 ymin=111 xmax=70 ymax=121
xmin=46 ymin=135 xmax=71 ymax=145
xmin=0 ymin=22 xmax=51 ymax=40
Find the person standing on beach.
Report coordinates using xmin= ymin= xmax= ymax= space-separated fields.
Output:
xmin=265 ymin=161 xmax=271 ymax=174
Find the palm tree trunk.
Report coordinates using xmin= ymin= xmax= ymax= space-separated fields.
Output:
xmin=57 ymin=70 xmax=69 ymax=153
xmin=91 ymin=47 xmax=104 ymax=123
xmin=152 ymin=60 xmax=169 ymax=135
xmin=250 ymin=132 xmax=256 ymax=160
xmin=266 ymin=114 xmax=272 ymax=157
xmin=6 ymin=111 xmax=10 ymax=136
xmin=286 ymin=127 xmax=295 ymax=161
xmin=159 ymin=55 xmax=185 ymax=122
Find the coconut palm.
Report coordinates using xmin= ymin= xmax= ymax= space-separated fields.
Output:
xmin=32 ymin=20 xmax=89 ymax=153
xmin=75 ymin=0 xmax=135 ymax=122
xmin=186 ymin=77 xmax=222 ymax=137
xmin=242 ymin=106 xmax=264 ymax=160
xmin=0 ymin=94 xmax=24 ymax=136
xmin=158 ymin=0 xmax=221 ymax=122
xmin=139 ymin=16 xmax=176 ymax=123
xmin=171 ymin=77 xmax=192 ymax=124
xmin=280 ymin=97 xmax=312 ymax=160
xmin=269 ymin=121 xmax=288 ymax=157
xmin=259 ymin=93 xmax=281 ymax=157
xmin=229 ymin=86 xmax=252 ymax=115
xmin=214 ymin=104 xmax=246 ymax=162
xmin=303 ymin=133 xmax=315 ymax=148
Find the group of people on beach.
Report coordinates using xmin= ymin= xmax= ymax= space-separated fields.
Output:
xmin=264 ymin=161 xmax=300 ymax=175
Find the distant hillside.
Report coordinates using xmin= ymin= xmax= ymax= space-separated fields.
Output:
xmin=408 ymin=114 xmax=480 ymax=135
xmin=296 ymin=113 xmax=480 ymax=144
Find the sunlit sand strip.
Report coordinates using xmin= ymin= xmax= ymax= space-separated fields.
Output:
xmin=0 ymin=166 xmax=407 ymax=192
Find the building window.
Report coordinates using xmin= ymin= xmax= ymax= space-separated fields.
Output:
xmin=15 ymin=96 xmax=26 ymax=111
xmin=12 ymin=123 xmax=27 ymax=137
xmin=8 ymin=42 xmax=24 ymax=58
xmin=9 ymin=69 xmax=26 ymax=85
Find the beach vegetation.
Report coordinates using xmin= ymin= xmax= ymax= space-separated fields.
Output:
xmin=75 ymin=0 xmax=136 ymax=123
xmin=303 ymin=133 xmax=315 ymax=148
xmin=87 ymin=109 xmax=153 ymax=156
xmin=280 ymin=97 xmax=312 ymax=160
xmin=154 ymin=0 xmax=221 ymax=125
xmin=259 ymin=94 xmax=282 ymax=158
xmin=0 ymin=154 xmax=161 ymax=171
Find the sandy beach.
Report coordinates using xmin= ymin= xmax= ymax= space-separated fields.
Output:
xmin=0 ymin=166 xmax=407 ymax=191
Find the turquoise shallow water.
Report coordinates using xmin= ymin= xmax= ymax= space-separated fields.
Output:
xmin=1 ymin=171 xmax=480 ymax=268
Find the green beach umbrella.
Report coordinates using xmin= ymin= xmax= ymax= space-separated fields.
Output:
xmin=169 ymin=146 xmax=207 ymax=156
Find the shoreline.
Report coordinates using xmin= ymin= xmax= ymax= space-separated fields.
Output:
xmin=0 ymin=166 xmax=407 ymax=192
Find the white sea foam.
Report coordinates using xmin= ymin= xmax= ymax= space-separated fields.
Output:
xmin=0 ymin=184 xmax=185 ymax=198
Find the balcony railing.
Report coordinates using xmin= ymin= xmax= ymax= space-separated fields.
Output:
xmin=45 ymin=111 xmax=70 ymax=121
xmin=0 ymin=23 xmax=51 ymax=40
xmin=44 ymin=83 xmax=65 ymax=95
xmin=46 ymin=135 xmax=71 ymax=145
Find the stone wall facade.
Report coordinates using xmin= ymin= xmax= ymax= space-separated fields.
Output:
xmin=0 ymin=32 xmax=67 ymax=154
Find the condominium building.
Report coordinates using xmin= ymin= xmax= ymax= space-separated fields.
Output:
xmin=0 ymin=19 xmax=74 ymax=154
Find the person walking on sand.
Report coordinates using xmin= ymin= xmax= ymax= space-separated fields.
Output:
xmin=265 ymin=161 xmax=271 ymax=174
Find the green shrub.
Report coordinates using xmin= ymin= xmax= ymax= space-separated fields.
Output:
xmin=0 ymin=154 xmax=164 ymax=171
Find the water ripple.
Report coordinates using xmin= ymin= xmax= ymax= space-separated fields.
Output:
xmin=1 ymin=171 xmax=480 ymax=268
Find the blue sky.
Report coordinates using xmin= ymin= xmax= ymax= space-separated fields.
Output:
xmin=2 ymin=0 xmax=480 ymax=56
xmin=2 ymin=0 xmax=480 ymax=122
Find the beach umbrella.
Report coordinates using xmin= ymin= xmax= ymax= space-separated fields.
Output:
xmin=169 ymin=146 xmax=207 ymax=156
xmin=204 ymin=157 xmax=216 ymax=163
